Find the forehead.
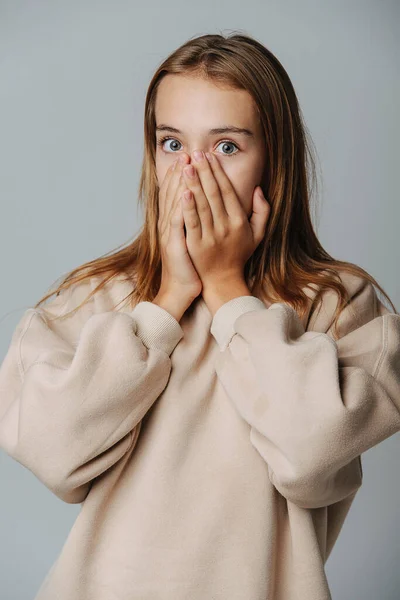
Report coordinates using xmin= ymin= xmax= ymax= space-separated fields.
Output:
xmin=155 ymin=74 xmax=260 ymax=133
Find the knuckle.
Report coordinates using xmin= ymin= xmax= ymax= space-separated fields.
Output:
xmin=220 ymin=184 xmax=231 ymax=197
xmin=197 ymin=203 xmax=210 ymax=214
xmin=187 ymin=217 xmax=200 ymax=229
xmin=230 ymin=213 xmax=246 ymax=228
xmin=216 ymin=225 xmax=229 ymax=237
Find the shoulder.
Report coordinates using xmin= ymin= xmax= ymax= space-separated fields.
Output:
xmin=305 ymin=269 xmax=382 ymax=338
xmin=31 ymin=273 xmax=136 ymax=345
xmin=1 ymin=273 xmax=137 ymax=379
xmin=40 ymin=273 xmax=135 ymax=315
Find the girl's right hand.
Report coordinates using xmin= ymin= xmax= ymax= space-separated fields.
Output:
xmin=157 ymin=156 xmax=203 ymax=303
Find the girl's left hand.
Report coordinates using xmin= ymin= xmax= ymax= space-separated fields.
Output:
xmin=181 ymin=150 xmax=271 ymax=290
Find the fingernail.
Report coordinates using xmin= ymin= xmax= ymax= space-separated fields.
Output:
xmin=193 ymin=150 xmax=204 ymax=162
xmin=184 ymin=165 xmax=195 ymax=178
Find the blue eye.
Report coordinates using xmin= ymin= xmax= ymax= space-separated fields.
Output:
xmin=156 ymin=136 xmax=240 ymax=158
xmin=157 ymin=137 xmax=182 ymax=152
xmin=215 ymin=141 xmax=239 ymax=157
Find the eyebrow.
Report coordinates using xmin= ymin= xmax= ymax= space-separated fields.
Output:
xmin=155 ymin=124 xmax=255 ymax=138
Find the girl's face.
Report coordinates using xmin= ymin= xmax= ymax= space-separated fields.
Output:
xmin=155 ymin=74 xmax=266 ymax=218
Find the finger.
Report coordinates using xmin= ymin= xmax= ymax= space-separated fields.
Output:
xmin=248 ymin=187 xmax=270 ymax=246
xmin=165 ymin=167 xmax=187 ymax=227
xmin=183 ymin=160 xmax=214 ymax=232
xmin=158 ymin=159 xmax=179 ymax=222
xmin=181 ymin=190 xmax=202 ymax=241
xmin=159 ymin=161 xmax=185 ymax=232
xmin=187 ymin=153 xmax=226 ymax=224
xmin=182 ymin=162 xmax=217 ymax=229
xmin=205 ymin=153 xmax=246 ymax=220
xmin=169 ymin=190 xmax=185 ymax=239
xmin=165 ymin=158 xmax=191 ymax=222
xmin=160 ymin=171 xmax=187 ymax=243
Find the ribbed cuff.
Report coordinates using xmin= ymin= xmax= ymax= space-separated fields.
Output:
xmin=210 ymin=296 xmax=267 ymax=350
xmin=130 ymin=301 xmax=184 ymax=355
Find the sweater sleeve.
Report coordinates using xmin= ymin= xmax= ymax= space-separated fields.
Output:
xmin=0 ymin=286 xmax=184 ymax=504
xmin=210 ymin=278 xmax=400 ymax=509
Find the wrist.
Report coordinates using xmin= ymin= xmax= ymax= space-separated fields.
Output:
xmin=153 ymin=292 xmax=194 ymax=322
xmin=202 ymin=278 xmax=252 ymax=317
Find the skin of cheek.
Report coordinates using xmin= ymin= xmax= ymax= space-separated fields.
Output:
xmin=223 ymin=152 xmax=266 ymax=219
xmin=227 ymin=164 xmax=263 ymax=219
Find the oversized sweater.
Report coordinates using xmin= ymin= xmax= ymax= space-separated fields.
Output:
xmin=0 ymin=269 xmax=399 ymax=600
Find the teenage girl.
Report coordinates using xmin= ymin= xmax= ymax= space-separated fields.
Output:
xmin=1 ymin=32 xmax=399 ymax=600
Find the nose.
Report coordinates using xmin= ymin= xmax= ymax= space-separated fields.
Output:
xmin=178 ymin=153 xmax=190 ymax=165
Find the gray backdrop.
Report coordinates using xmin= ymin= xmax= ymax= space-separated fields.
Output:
xmin=1 ymin=1 xmax=399 ymax=599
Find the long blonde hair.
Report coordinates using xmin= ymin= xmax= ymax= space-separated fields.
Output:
xmin=34 ymin=31 xmax=398 ymax=339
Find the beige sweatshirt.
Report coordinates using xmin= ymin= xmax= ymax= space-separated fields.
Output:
xmin=0 ymin=270 xmax=399 ymax=600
